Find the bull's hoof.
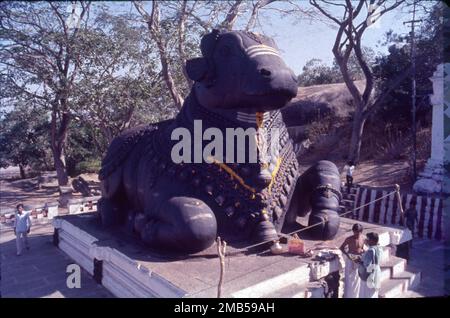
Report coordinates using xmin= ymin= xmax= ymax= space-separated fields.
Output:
xmin=252 ymin=220 xmax=279 ymax=244
xmin=308 ymin=209 xmax=340 ymax=240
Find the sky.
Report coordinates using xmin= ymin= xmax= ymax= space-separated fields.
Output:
xmin=109 ymin=0 xmax=435 ymax=76
xmin=248 ymin=1 xmax=435 ymax=75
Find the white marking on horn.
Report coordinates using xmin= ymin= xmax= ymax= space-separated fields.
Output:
xmin=246 ymin=45 xmax=281 ymax=58
xmin=247 ymin=48 xmax=280 ymax=56
xmin=246 ymin=45 xmax=279 ymax=54
xmin=248 ymin=51 xmax=280 ymax=58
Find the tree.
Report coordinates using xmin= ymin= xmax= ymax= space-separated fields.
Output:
xmin=0 ymin=105 xmax=52 ymax=178
xmin=297 ymin=58 xmax=340 ymax=86
xmin=310 ymin=0 xmax=410 ymax=163
xmin=298 ymin=47 xmax=376 ymax=87
xmin=372 ymin=1 xmax=444 ymax=128
xmin=0 ymin=1 xmax=91 ymax=185
xmin=72 ymin=8 xmax=168 ymax=152
xmin=331 ymin=46 xmax=376 ymax=81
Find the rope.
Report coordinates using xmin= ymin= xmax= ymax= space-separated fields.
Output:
xmin=226 ymin=189 xmax=398 ymax=256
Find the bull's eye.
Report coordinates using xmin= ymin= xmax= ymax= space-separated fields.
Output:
xmin=220 ymin=45 xmax=232 ymax=57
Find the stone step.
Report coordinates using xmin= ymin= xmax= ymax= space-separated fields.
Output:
xmin=228 ymin=262 xmax=311 ymax=298
xmin=379 ymin=270 xmax=421 ymax=298
xmin=261 ymin=281 xmax=325 ymax=298
xmin=380 ymin=256 xmax=406 ymax=282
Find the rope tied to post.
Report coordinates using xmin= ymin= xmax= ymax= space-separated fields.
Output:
xmin=225 ymin=187 xmax=400 ymax=256
xmin=216 ymin=236 xmax=227 ymax=298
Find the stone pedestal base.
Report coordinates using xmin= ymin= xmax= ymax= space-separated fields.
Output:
xmin=413 ymin=159 xmax=447 ymax=194
xmin=52 ymin=213 xmax=416 ymax=298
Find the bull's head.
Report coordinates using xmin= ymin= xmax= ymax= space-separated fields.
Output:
xmin=186 ymin=30 xmax=298 ymax=112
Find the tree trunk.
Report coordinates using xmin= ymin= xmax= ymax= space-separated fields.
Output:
xmin=348 ymin=109 xmax=367 ymax=163
xmin=53 ymin=147 xmax=69 ymax=186
xmin=178 ymin=0 xmax=193 ymax=89
xmin=157 ymin=40 xmax=184 ymax=110
xmin=50 ymin=106 xmax=70 ymax=186
xmin=18 ymin=163 xmax=26 ymax=179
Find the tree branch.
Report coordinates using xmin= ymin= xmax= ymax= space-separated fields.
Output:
xmin=246 ymin=0 xmax=277 ymax=31
xmin=220 ymin=0 xmax=244 ymax=30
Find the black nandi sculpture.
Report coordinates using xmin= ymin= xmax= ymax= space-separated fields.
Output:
xmin=98 ymin=30 xmax=342 ymax=254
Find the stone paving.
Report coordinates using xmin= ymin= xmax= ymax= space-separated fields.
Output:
xmin=401 ymin=238 xmax=449 ymax=298
xmin=0 ymin=222 xmax=113 ymax=298
xmin=0 ymin=222 xmax=448 ymax=298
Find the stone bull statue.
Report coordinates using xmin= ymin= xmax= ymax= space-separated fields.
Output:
xmin=98 ymin=30 xmax=342 ymax=254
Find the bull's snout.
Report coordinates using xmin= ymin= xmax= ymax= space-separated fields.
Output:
xmin=263 ymin=67 xmax=298 ymax=99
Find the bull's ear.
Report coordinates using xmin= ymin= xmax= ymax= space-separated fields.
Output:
xmin=200 ymin=29 xmax=221 ymax=57
xmin=186 ymin=57 xmax=208 ymax=82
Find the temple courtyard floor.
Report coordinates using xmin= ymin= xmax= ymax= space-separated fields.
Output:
xmin=0 ymin=222 xmax=447 ymax=298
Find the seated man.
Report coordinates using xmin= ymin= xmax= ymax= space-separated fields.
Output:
xmin=340 ymin=223 xmax=366 ymax=298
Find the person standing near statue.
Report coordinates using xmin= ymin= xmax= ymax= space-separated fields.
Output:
xmin=14 ymin=203 xmax=31 ymax=256
xmin=340 ymin=223 xmax=366 ymax=298
xmin=405 ymin=207 xmax=418 ymax=242
xmin=359 ymin=232 xmax=382 ymax=298
xmin=344 ymin=161 xmax=355 ymax=194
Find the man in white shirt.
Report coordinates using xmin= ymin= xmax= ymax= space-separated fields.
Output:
xmin=14 ymin=204 xmax=31 ymax=256
xmin=344 ymin=161 xmax=355 ymax=194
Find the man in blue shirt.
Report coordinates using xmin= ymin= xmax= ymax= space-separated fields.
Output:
xmin=359 ymin=232 xmax=382 ymax=298
xmin=14 ymin=203 xmax=31 ymax=256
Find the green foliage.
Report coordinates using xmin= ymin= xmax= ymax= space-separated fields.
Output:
xmin=0 ymin=105 xmax=52 ymax=171
xmin=371 ymin=2 xmax=443 ymax=129
xmin=298 ymin=48 xmax=376 ymax=87
xmin=65 ymin=119 xmax=100 ymax=177
xmin=297 ymin=59 xmax=341 ymax=86
xmin=74 ymin=159 xmax=101 ymax=176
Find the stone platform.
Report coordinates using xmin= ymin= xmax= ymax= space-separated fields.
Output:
xmin=53 ymin=213 xmax=419 ymax=298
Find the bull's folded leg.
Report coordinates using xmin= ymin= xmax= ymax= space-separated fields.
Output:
xmin=98 ymin=197 xmax=122 ymax=228
xmin=139 ymin=197 xmax=218 ymax=254
xmin=296 ymin=160 xmax=342 ymax=240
